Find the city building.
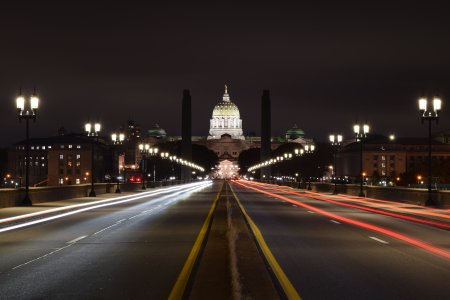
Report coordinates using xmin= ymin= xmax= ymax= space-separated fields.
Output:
xmin=337 ymin=135 xmax=450 ymax=184
xmin=8 ymin=132 xmax=111 ymax=186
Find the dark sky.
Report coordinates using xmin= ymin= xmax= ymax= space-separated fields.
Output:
xmin=1 ymin=1 xmax=450 ymax=146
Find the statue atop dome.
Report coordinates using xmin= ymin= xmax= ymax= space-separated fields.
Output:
xmin=208 ymin=85 xmax=244 ymax=140
xmin=223 ymin=84 xmax=230 ymax=102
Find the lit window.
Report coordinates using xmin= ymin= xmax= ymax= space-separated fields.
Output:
xmin=68 ymin=145 xmax=73 ymax=149
xmin=76 ymin=178 xmax=80 ymax=184
xmin=48 ymin=146 xmax=52 ymax=149
xmin=36 ymin=146 xmax=40 ymax=150
xmin=31 ymin=146 xmax=34 ymax=150
xmin=42 ymin=146 xmax=46 ymax=150
xmin=76 ymin=154 xmax=81 ymax=159
xmin=60 ymin=145 xmax=64 ymax=149
xmin=59 ymin=154 xmax=64 ymax=160
xmin=77 ymin=145 xmax=81 ymax=149
xmin=41 ymin=156 xmax=45 ymax=160
xmin=42 ymin=163 xmax=45 ymax=167
xmin=59 ymin=178 xmax=64 ymax=184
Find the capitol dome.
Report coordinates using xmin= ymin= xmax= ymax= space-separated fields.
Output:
xmin=147 ymin=124 xmax=167 ymax=139
xmin=208 ymin=85 xmax=244 ymax=140
xmin=286 ymin=124 xmax=305 ymax=140
xmin=212 ymin=100 xmax=241 ymax=118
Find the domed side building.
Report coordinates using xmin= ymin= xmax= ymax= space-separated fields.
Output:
xmin=208 ymin=85 xmax=244 ymax=140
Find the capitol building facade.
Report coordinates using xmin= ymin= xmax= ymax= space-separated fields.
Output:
xmin=143 ymin=85 xmax=313 ymax=179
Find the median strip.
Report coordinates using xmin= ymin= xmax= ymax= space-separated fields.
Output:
xmin=168 ymin=182 xmax=224 ymax=300
xmin=228 ymin=183 xmax=302 ymax=300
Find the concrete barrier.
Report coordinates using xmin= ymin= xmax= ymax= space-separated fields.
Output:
xmin=0 ymin=180 xmax=197 ymax=208
xmin=255 ymin=180 xmax=450 ymax=208
xmin=310 ymin=182 xmax=450 ymax=208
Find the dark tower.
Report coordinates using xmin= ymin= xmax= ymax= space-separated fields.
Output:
xmin=261 ymin=90 xmax=271 ymax=180
xmin=181 ymin=90 xmax=192 ymax=181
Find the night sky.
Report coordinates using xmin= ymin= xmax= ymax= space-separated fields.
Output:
xmin=1 ymin=1 xmax=450 ymax=147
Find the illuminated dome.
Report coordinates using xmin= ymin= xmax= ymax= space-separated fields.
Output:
xmin=147 ymin=124 xmax=167 ymax=139
xmin=208 ymin=85 xmax=244 ymax=140
xmin=286 ymin=124 xmax=305 ymax=140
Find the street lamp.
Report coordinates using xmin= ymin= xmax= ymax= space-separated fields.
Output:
xmin=16 ymin=88 xmax=39 ymax=206
xmin=111 ymin=132 xmax=125 ymax=193
xmin=329 ymin=133 xmax=343 ymax=195
xmin=419 ymin=96 xmax=442 ymax=206
xmin=149 ymin=146 xmax=159 ymax=185
xmin=86 ymin=122 xmax=101 ymax=197
xmin=354 ymin=122 xmax=369 ymax=197
xmin=138 ymin=143 xmax=149 ymax=189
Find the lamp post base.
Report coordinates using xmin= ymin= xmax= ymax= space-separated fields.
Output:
xmin=358 ymin=191 xmax=365 ymax=197
xmin=89 ymin=190 xmax=96 ymax=197
xmin=115 ymin=184 xmax=121 ymax=193
xmin=332 ymin=185 xmax=338 ymax=195
xmin=22 ymin=195 xmax=32 ymax=206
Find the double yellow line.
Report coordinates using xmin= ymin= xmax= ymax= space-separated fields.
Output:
xmin=168 ymin=182 xmax=224 ymax=300
xmin=229 ymin=183 xmax=302 ymax=300
xmin=169 ymin=181 xmax=301 ymax=300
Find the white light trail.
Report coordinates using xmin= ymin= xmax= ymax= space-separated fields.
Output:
xmin=0 ymin=181 xmax=212 ymax=234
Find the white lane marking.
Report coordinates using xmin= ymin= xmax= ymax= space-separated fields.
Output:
xmin=93 ymin=223 xmax=120 ymax=235
xmin=307 ymin=211 xmax=315 ymax=214
xmin=330 ymin=220 xmax=341 ymax=224
xmin=67 ymin=235 xmax=87 ymax=244
xmin=12 ymin=244 xmax=74 ymax=270
xmin=116 ymin=219 xmax=126 ymax=224
xmin=369 ymin=236 xmax=389 ymax=244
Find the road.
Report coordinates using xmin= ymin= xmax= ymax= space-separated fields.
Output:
xmin=231 ymin=180 xmax=450 ymax=300
xmin=0 ymin=180 xmax=449 ymax=299
xmin=0 ymin=181 xmax=217 ymax=299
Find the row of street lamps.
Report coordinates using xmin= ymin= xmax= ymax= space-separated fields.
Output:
xmin=248 ymin=144 xmax=315 ymax=189
xmin=138 ymin=143 xmax=204 ymax=190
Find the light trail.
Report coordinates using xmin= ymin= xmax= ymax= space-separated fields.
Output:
xmin=243 ymin=181 xmax=450 ymax=230
xmin=234 ymin=180 xmax=450 ymax=260
xmin=0 ymin=181 xmax=212 ymax=234
xmin=0 ymin=181 xmax=210 ymax=225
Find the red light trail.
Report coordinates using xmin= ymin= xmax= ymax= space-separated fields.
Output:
xmin=234 ymin=180 xmax=450 ymax=260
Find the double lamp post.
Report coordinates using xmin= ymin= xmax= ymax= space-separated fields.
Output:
xmin=419 ymin=96 xmax=442 ymax=206
xmin=16 ymin=89 xmax=39 ymax=206
xmin=85 ymin=122 xmax=101 ymax=197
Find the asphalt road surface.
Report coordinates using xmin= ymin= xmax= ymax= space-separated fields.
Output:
xmin=0 ymin=181 xmax=218 ymax=299
xmin=1 ymin=180 xmax=449 ymax=300
xmin=231 ymin=180 xmax=450 ymax=300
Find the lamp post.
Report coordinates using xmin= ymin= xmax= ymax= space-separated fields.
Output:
xmin=138 ymin=143 xmax=149 ymax=189
xmin=304 ymin=144 xmax=315 ymax=190
xmin=329 ymin=134 xmax=343 ymax=195
xmin=354 ymin=122 xmax=369 ymax=197
xmin=419 ymin=96 xmax=442 ymax=206
xmin=160 ymin=152 xmax=169 ymax=182
xmin=86 ymin=122 xmax=101 ymax=197
xmin=149 ymin=146 xmax=159 ymax=185
xmin=111 ymin=132 xmax=125 ymax=193
xmin=16 ymin=89 xmax=39 ymax=206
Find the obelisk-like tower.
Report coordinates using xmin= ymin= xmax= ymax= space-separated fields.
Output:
xmin=181 ymin=90 xmax=192 ymax=181
xmin=261 ymin=90 xmax=271 ymax=180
